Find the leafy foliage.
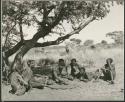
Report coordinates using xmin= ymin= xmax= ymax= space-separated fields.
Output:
xmin=2 ymin=0 xmax=124 ymax=52
xmin=101 ymin=40 xmax=108 ymax=45
xmin=83 ymin=39 xmax=94 ymax=46
xmin=106 ymin=31 xmax=124 ymax=45
xmin=70 ymin=38 xmax=82 ymax=45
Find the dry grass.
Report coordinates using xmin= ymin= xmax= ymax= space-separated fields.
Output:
xmin=9 ymin=46 xmax=124 ymax=70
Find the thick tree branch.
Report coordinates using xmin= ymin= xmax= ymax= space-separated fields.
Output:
xmin=19 ymin=19 xmax=24 ymax=41
xmin=42 ymin=2 xmax=55 ymax=19
xmin=5 ymin=40 xmax=24 ymax=57
xmin=50 ymin=2 xmax=66 ymax=28
xmin=51 ymin=31 xmax=65 ymax=36
xmin=34 ymin=16 xmax=95 ymax=47
xmin=19 ymin=4 xmax=24 ymax=41
xmin=31 ymin=2 xmax=66 ymax=41
xmin=42 ymin=2 xmax=48 ymax=20
xmin=47 ymin=5 xmax=55 ymax=15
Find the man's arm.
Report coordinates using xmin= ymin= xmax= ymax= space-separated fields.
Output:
xmin=74 ymin=64 xmax=80 ymax=75
xmin=17 ymin=74 xmax=28 ymax=85
xmin=111 ymin=64 xmax=115 ymax=70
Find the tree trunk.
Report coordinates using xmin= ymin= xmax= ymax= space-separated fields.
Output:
xmin=11 ymin=39 xmax=37 ymax=70
xmin=9 ymin=39 xmax=37 ymax=86
xmin=11 ymin=27 xmax=49 ymax=75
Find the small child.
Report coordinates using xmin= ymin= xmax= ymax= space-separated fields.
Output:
xmin=101 ymin=58 xmax=116 ymax=84
xmin=79 ymin=67 xmax=89 ymax=82
xmin=93 ymin=69 xmax=102 ymax=82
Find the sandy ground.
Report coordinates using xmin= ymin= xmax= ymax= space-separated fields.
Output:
xmin=1 ymin=80 xmax=124 ymax=101
xmin=2 ymin=66 xmax=124 ymax=101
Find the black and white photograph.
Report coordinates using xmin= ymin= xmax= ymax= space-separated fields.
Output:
xmin=1 ymin=0 xmax=124 ymax=101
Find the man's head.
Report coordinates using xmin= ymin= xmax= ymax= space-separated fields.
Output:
xmin=80 ymin=67 xmax=86 ymax=73
xmin=58 ymin=59 xmax=65 ymax=66
xmin=106 ymin=58 xmax=113 ymax=64
xmin=71 ymin=58 xmax=77 ymax=65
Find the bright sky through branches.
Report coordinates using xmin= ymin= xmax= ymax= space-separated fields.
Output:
xmin=24 ymin=3 xmax=124 ymax=44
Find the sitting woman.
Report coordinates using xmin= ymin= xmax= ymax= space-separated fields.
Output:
xmin=101 ymin=58 xmax=116 ymax=84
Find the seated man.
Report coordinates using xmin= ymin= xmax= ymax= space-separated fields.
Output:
xmin=101 ymin=58 xmax=116 ymax=84
xmin=9 ymin=68 xmax=28 ymax=96
xmin=70 ymin=58 xmax=88 ymax=81
xmin=70 ymin=59 xmax=80 ymax=79
xmin=52 ymin=59 xmax=69 ymax=85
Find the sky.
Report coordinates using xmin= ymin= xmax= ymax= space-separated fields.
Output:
xmin=23 ymin=3 xmax=124 ymax=45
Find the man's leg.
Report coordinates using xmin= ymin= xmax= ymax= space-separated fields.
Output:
xmin=101 ymin=69 xmax=108 ymax=81
xmin=30 ymin=78 xmax=45 ymax=89
xmin=9 ymin=85 xmax=17 ymax=94
xmin=15 ymin=86 xmax=26 ymax=96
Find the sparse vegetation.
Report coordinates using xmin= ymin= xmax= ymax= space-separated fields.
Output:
xmin=8 ymin=43 xmax=124 ymax=71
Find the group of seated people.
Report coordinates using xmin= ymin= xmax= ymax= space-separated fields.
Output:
xmin=52 ymin=58 xmax=89 ymax=84
xmin=8 ymin=58 xmax=116 ymax=96
xmin=52 ymin=58 xmax=116 ymax=84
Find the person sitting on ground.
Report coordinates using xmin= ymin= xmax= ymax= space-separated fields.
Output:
xmin=52 ymin=59 xmax=70 ymax=85
xmin=101 ymin=58 xmax=116 ymax=84
xmin=92 ymin=69 xmax=102 ymax=82
xmin=9 ymin=68 xmax=28 ymax=96
xmin=79 ymin=67 xmax=89 ymax=82
xmin=70 ymin=58 xmax=80 ymax=79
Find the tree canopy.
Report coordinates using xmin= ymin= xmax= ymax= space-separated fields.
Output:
xmin=2 ymin=0 xmax=124 ymax=58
